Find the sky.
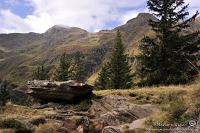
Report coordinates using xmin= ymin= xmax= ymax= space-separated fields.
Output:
xmin=0 ymin=0 xmax=199 ymax=33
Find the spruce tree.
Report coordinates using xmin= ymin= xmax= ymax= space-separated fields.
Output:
xmin=138 ymin=0 xmax=200 ymax=85
xmin=70 ymin=51 xmax=86 ymax=82
xmin=94 ymin=63 xmax=111 ymax=89
xmin=95 ymin=31 xmax=133 ymax=89
xmin=54 ymin=53 xmax=72 ymax=81
xmin=109 ymin=31 xmax=133 ymax=89
xmin=33 ymin=65 xmax=47 ymax=80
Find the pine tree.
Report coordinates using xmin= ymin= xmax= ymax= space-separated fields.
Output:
xmin=138 ymin=0 xmax=200 ymax=86
xmin=94 ymin=63 xmax=111 ymax=89
xmin=54 ymin=53 xmax=72 ymax=81
xmin=70 ymin=51 xmax=86 ymax=82
xmin=33 ymin=65 xmax=47 ymax=80
xmin=95 ymin=31 xmax=133 ymax=89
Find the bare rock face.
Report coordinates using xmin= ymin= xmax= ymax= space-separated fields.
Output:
xmin=26 ymin=80 xmax=93 ymax=102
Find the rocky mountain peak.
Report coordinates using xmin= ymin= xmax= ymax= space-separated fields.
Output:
xmin=45 ymin=25 xmax=71 ymax=33
xmin=137 ymin=13 xmax=154 ymax=18
xmin=126 ymin=13 xmax=157 ymax=24
xmin=45 ymin=25 xmax=87 ymax=35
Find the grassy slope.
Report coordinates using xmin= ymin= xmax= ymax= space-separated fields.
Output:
xmin=94 ymin=78 xmax=200 ymax=131
xmin=94 ymin=83 xmax=199 ymax=106
xmin=1 ymin=79 xmax=199 ymax=119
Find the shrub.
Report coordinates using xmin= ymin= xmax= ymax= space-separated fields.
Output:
xmin=0 ymin=80 xmax=10 ymax=106
xmin=167 ymin=99 xmax=188 ymax=123
xmin=9 ymin=89 xmax=35 ymax=106
xmin=182 ymin=87 xmax=200 ymax=121
xmin=0 ymin=119 xmax=26 ymax=130
xmin=34 ymin=123 xmax=60 ymax=133
xmin=73 ymin=99 xmax=92 ymax=111
xmin=45 ymin=115 xmax=64 ymax=121
xmin=29 ymin=117 xmax=46 ymax=126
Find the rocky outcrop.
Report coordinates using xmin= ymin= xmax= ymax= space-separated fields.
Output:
xmin=28 ymin=95 xmax=159 ymax=132
xmin=89 ymin=95 xmax=159 ymax=132
xmin=0 ymin=94 xmax=160 ymax=133
xmin=26 ymin=80 xmax=93 ymax=102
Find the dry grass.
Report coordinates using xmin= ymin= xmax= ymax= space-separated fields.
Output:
xmin=0 ymin=104 xmax=39 ymax=121
xmin=34 ymin=123 xmax=60 ymax=133
xmin=0 ymin=103 xmax=56 ymax=121
xmin=94 ymin=85 xmax=190 ymax=96
xmin=108 ymin=82 xmax=199 ymax=133
xmin=93 ymin=80 xmax=200 ymax=105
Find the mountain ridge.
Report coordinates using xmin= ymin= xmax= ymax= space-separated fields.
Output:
xmin=0 ymin=13 xmax=199 ymax=85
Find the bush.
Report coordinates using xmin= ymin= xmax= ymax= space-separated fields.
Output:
xmin=34 ymin=123 xmax=60 ymax=133
xmin=29 ymin=117 xmax=46 ymax=126
xmin=145 ymin=98 xmax=188 ymax=133
xmin=9 ymin=89 xmax=35 ymax=106
xmin=0 ymin=80 xmax=35 ymax=106
xmin=0 ymin=80 xmax=10 ymax=106
xmin=45 ymin=115 xmax=64 ymax=121
xmin=168 ymin=99 xmax=188 ymax=123
xmin=73 ymin=99 xmax=92 ymax=111
xmin=182 ymin=87 xmax=200 ymax=121
xmin=0 ymin=119 xmax=26 ymax=130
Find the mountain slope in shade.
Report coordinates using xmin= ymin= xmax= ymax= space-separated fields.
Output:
xmin=0 ymin=13 xmax=199 ymax=85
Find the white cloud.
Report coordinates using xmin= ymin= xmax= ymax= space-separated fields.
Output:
xmin=26 ymin=0 xmax=147 ymax=32
xmin=0 ymin=0 xmax=146 ymax=33
xmin=0 ymin=0 xmax=199 ymax=33
xmin=0 ymin=10 xmax=32 ymax=33
xmin=185 ymin=0 xmax=200 ymax=16
xmin=121 ymin=8 xmax=149 ymax=24
xmin=25 ymin=12 xmax=53 ymax=33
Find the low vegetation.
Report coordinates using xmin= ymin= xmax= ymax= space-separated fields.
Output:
xmin=0 ymin=118 xmax=31 ymax=133
xmin=0 ymin=80 xmax=12 ymax=106
xmin=0 ymin=80 xmax=199 ymax=132
xmin=94 ymin=80 xmax=200 ymax=132
xmin=34 ymin=123 xmax=61 ymax=133
xmin=29 ymin=117 xmax=46 ymax=126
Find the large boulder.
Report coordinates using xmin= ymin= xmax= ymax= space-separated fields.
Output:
xmin=26 ymin=80 xmax=93 ymax=102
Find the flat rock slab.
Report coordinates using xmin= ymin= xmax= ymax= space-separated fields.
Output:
xmin=26 ymin=80 xmax=93 ymax=102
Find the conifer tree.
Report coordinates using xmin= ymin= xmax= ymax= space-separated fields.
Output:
xmin=94 ymin=63 xmax=111 ymax=89
xmin=33 ymin=65 xmax=47 ymax=80
xmin=95 ymin=31 xmax=133 ymax=89
xmin=54 ymin=53 xmax=72 ymax=81
xmin=109 ymin=31 xmax=133 ymax=89
xmin=70 ymin=51 xmax=86 ymax=82
xmin=138 ymin=0 xmax=200 ymax=85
